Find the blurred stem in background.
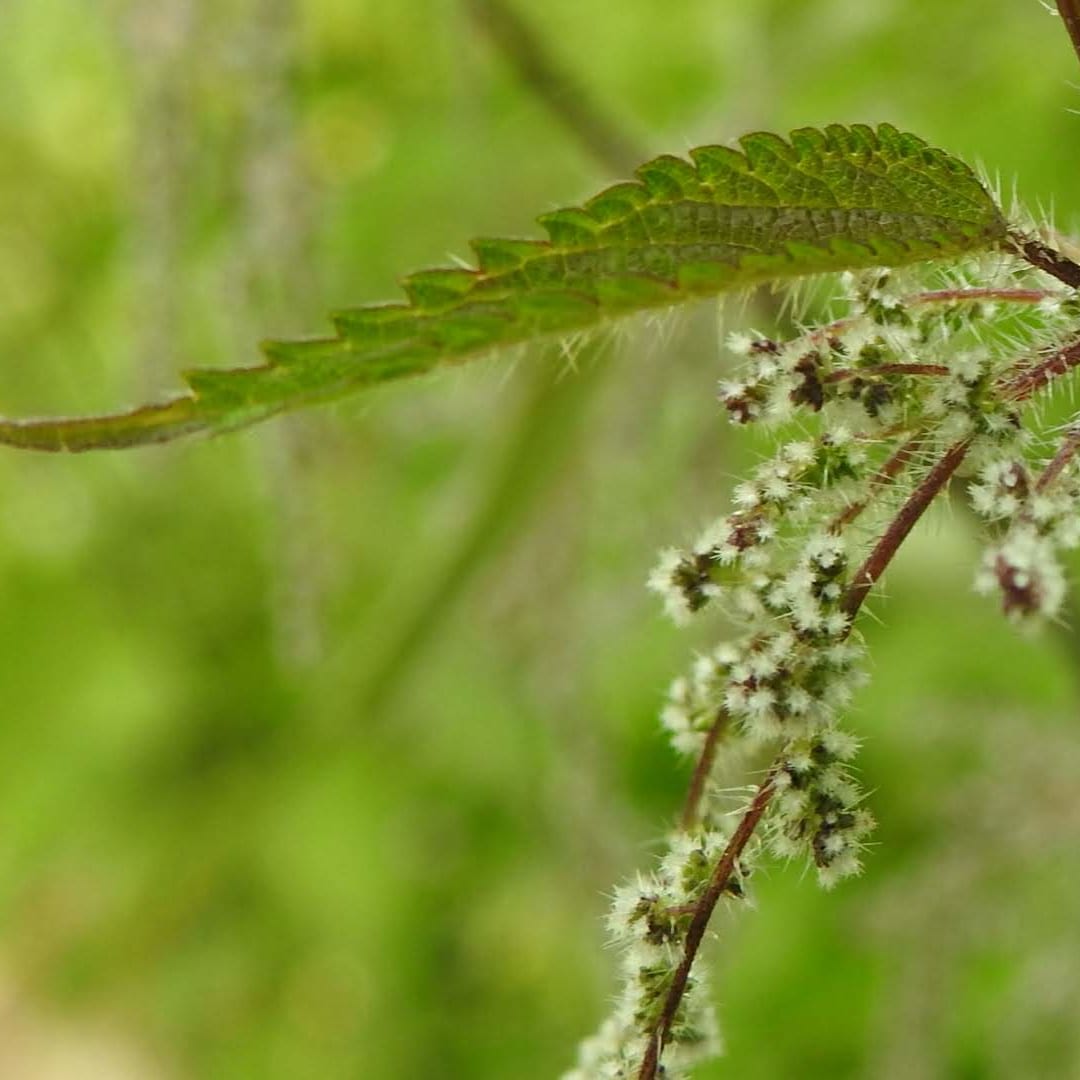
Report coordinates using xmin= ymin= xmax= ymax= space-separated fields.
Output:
xmin=463 ymin=0 xmax=645 ymax=175
xmin=123 ymin=2 xmax=197 ymax=392
xmin=351 ymin=0 xmax=646 ymax=717
xmin=236 ymin=0 xmax=327 ymax=669
xmin=352 ymin=345 xmax=607 ymax=718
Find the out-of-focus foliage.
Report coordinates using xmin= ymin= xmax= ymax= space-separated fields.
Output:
xmin=0 ymin=1 xmax=1078 ymax=1077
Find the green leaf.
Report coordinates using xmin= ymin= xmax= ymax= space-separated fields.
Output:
xmin=0 ymin=123 xmax=1007 ymax=451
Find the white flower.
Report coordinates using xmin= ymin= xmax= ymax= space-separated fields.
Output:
xmin=819 ymin=727 xmax=860 ymax=761
xmin=762 ymin=475 xmax=792 ymax=502
xmin=733 ymin=483 xmax=760 ymax=509
xmin=785 ymin=687 xmax=814 ymax=716
xmin=693 ymin=517 xmax=732 ymax=554
xmin=783 ymin=440 xmax=816 ymax=466
xmin=725 ymin=331 xmax=756 ymax=356
xmin=817 ymin=850 xmax=863 ymax=890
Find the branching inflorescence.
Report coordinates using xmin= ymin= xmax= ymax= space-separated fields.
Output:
xmin=563 ymin=246 xmax=1080 ymax=1078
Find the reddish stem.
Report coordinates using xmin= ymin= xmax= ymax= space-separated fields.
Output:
xmin=1036 ymin=426 xmax=1080 ymax=494
xmin=911 ymin=287 xmax=1052 ymax=305
xmin=1001 ymin=337 xmax=1080 ymax=402
xmin=645 ymin=436 xmax=969 ymax=1078
xmin=824 ymin=363 xmax=950 ymax=385
xmin=841 ymin=439 xmax=972 ymax=619
xmin=680 ymin=710 xmax=728 ymax=831
xmin=1008 ymin=231 xmax=1080 ymax=289
xmin=829 ymin=433 xmax=924 ymax=533
xmin=638 ymin=769 xmax=779 ymax=1080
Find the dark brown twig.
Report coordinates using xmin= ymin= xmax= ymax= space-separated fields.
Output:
xmin=463 ymin=0 xmax=644 ymax=174
xmin=1008 ymin=231 xmax=1080 ymax=289
xmin=1001 ymin=336 xmax=1080 ymax=401
xmin=1057 ymin=0 xmax=1080 ymax=69
xmin=1037 ymin=426 xmax=1080 ymax=493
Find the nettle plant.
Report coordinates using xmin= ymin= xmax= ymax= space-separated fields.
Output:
xmin=8 ymin=16 xmax=1080 ymax=1078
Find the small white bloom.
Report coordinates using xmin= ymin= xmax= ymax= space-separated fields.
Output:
xmin=786 ymin=748 xmax=814 ymax=774
xmin=762 ymin=475 xmax=792 ymax=503
xmin=733 ymin=483 xmax=760 ymax=509
xmin=817 ymin=850 xmax=863 ymax=889
xmin=745 ymin=687 xmax=775 ymax=718
xmin=671 ymin=730 xmax=705 ymax=756
xmin=948 ymin=349 xmax=985 ymax=382
xmin=660 ymin=703 xmax=690 ymax=736
xmin=725 ymin=331 xmax=756 ymax=356
xmin=694 ymin=518 xmax=732 ymax=555
xmin=783 ymin=440 xmax=816 ymax=466
xmin=770 ymin=832 xmax=803 ymax=859
xmin=822 ymin=832 xmax=849 ymax=857
xmin=776 ymin=788 xmax=809 ymax=817
xmin=747 ymin=651 xmax=779 ymax=679
xmin=724 ymin=684 xmax=749 ymax=715
xmin=742 ymin=547 xmax=772 ymax=571
xmin=819 ymin=727 xmax=860 ymax=761
xmin=785 ymin=687 xmax=814 ymax=716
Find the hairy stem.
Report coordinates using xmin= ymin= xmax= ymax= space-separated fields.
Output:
xmin=679 ymin=710 xmax=729 ymax=831
xmin=830 ymin=433 xmax=924 ymax=532
xmin=594 ymin=233 xmax=1080 ymax=1080
xmin=1002 ymin=336 xmax=1080 ymax=401
xmin=911 ymin=287 xmax=1054 ymax=305
xmin=634 ymin=297 xmax=1080 ymax=1075
xmin=1058 ymin=0 xmax=1080 ymax=69
xmin=841 ymin=439 xmax=972 ymax=619
xmin=638 ymin=768 xmax=779 ymax=1080
xmin=792 ymin=287 xmax=1060 ymax=353
xmin=1008 ymin=231 xmax=1080 ymax=289
xmin=825 ymin=363 xmax=950 ymax=384
xmin=1037 ymin=425 xmax=1080 ymax=492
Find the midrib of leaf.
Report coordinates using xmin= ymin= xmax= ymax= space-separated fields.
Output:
xmin=0 ymin=122 xmax=1007 ymax=451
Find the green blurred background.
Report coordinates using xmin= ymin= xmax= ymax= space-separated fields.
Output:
xmin=2 ymin=1 xmax=1080 ymax=1076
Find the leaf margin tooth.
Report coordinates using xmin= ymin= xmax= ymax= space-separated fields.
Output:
xmin=0 ymin=123 xmax=1010 ymax=451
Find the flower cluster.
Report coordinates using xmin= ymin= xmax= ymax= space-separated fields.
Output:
xmin=972 ymin=434 xmax=1080 ymax=622
xmin=646 ymin=435 xmax=865 ymax=626
xmin=770 ymin=728 xmax=876 ymax=888
xmin=560 ymin=828 xmax=740 ymax=1079
xmin=568 ymin=243 xmax=1080 ymax=1079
